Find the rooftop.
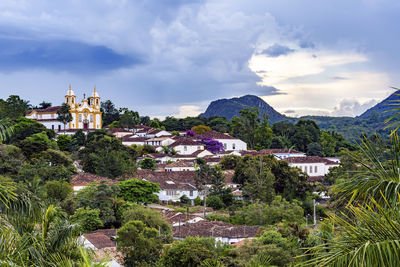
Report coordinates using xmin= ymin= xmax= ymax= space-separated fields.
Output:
xmin=71 ymin=173 xmax=116 ymax=185
xmin=283 ymin=156 xmax=339 ymax=165
xmin=198 ymin=130 xmax=238 ymax=140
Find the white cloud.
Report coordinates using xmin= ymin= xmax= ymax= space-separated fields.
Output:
xmin=332 ymin=98 xmax=378 ymax=116
xmin=174 ymin=105 xmax=202 ymax=118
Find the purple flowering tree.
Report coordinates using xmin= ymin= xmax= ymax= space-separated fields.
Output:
xmin=186 ymin=129 xmax=196 ymax=137
xmin=201 ymin=137 xmax=224 ymax=154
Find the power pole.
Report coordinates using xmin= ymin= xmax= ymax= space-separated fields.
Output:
xmin=313 ymin=199 xmax=317 ymax=230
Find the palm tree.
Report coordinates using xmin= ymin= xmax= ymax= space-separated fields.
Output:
xmin=302 ymin=196 xmax=400 ymax=266
xmin=0 ymin=118 xmax=12 ymax=143
xmin=332 ymin=133 xmax=400 ymax=207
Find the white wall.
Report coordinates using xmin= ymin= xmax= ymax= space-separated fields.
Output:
xmin=289 ymin=162 xmax=327 ymax=176
xmin=165 ymin=166 xmax=196 ymax=172
xmin=218 ymin=139 xmax=247 ymax=151
xmin=157 ymin=189 xmax=202 ymax=202
xmin=174 ymin=145 xmax=204 ymax=155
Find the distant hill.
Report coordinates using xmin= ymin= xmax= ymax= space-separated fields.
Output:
xmin=358 ymin=91 xmax=399 ymax=120
xmin=199 ymin=95 xmax=289 ymax=123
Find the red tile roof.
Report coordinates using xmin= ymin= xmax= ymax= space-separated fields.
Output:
xmin=83 ymin=229 xmax=117 ymax=249
xmin=261 ymin=149 xmax=304 ymax=154
xmin=165 ymin=161 xmax=194 ymax=168
xmin=26 ymin=106 xmax=62 ymax=115
xmin=71 ymin=173 xmax=116 ymax=185
xmin=135 ymin=170 xmax=198 ymax=190
xmin=170 ymin=137 xmax=202 ymax=147
xmin=198 ymin=130 xmax=237 ymax=140
xmin=173 ymin=220 xmax=260 ymax=239
xmin=283 ymin=156 xmax=339 ymax=165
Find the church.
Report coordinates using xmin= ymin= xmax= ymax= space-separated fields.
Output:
xmin=26 ymin=85 xmax=102 ymax=133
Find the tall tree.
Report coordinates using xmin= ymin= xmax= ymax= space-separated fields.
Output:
xmin=57 ymin=103 xmax=72 ymax=133
xmin=119 ymin=108 xmax=140 ymax=128
xmin=39 ymin=101 xmax=52 ymax=109
xmin=0 ymin=95 xmax=30 ymax=120
xmin=101 ymin=100 xmax=120 ymax=126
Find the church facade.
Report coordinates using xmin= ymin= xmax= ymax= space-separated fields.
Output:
xmin=26 ymin=85 xmax=102 ymax=132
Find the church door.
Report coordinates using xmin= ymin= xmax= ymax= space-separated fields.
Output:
xmin=83 ymin=122 xmax=88 ymax=130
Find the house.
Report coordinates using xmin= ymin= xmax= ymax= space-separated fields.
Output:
xmin=261 ymin=149 xmax=306 ymax=159
xmin=138 ymin=153 xmax=173 ymax=164
xmin=70 ymin=173 xmax=116 ymax=192
xmin=173 ymin=220 xmax=260 ymax=244
xmin=165 ymin=160 xmax=196 ymax=172
xmin=121 ymin=135 xmax=149 ymax=146
xmin=283 ymin=156 xmax=340 ymax=181
xmin=26 ymin=85 xmax=102 ymax=132
xmin=135 ymin=170 xmax=202 ymax=204
xmin=198 ymin=130 xmax=247 ymax=151
xmin=144 ymin=136 xmax=175 ymax=147
xmin=108 ymin=128 xmax=135 ymax=139
xmin=169 ymin=137 xmax=204 ymax=155
xmin=134 ymin=127 xmax=171 ymax=138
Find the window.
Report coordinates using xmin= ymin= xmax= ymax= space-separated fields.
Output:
xmin=90 ymin=114 xmax=93 ymax=122
xmin=304 ymin=166 xmax=307 ymax=172
xmin=39 ymin=115 xmax=42 ymax=119
xmin=310 ymin=166 xmax=313 ymax=173
xmin=51 ymin=114 xmax=54 ymax=118
xmin=52 ymin=125 xmax=54 ymax=130
xmin=58 ymin=125 xmax=61 ymax=131
xmin=315 ymin=166 xmax=318 ymax=173
xmin=190 ymin=190 xmax=193 ymax=196
xmin=79 ymin=114 xmax=82 ymax=122
xmin=224 ymin=143 xmax=227 ymax=150
xmin=166 ymin=190 xmax=177 ymax=196
xmin=72 ymin=98 xmax=74 ymax=104
xmin=197 ymin=146 xmax=201 ymax=150
xmin=232 ymin=143 xmax=236 ymax=150
xmin=184 ymin=146 xmax=187 ymax=151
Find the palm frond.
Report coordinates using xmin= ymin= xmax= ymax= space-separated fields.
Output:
xmin=0 ymin=118 xmax=12 ymax=142
xmin=301 ymin=194 xmax=400 ymax=266
xmin=333 ymin=133 xmax=400 ymax=207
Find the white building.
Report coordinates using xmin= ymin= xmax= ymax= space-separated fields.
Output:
xmin=262 ymin=149 xmax=306 ymax=159
xmin=197 ymin=130 xmax=247 ymax=151
xmin=169 ymin=137 xmax=205 ymax=155
xmin=283 ymin=156 xmax=340 ymax=181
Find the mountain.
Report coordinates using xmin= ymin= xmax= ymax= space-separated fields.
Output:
xmin=358 ymin=91 xmax=400 ymax=120
xmin=199 ymin=95 xmax=289 ymax=123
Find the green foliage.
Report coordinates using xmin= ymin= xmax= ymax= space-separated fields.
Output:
xmin=117 ymin=220 xmax=162 ymax=266
xmin=18 ymin=161 xmax=75 ymax=183
xmin=0 ymin=95 xmax=30 ymax=120
xmin=242 ymin=196 xmax=304 ymax=226
xmin=101 ymin=100 xmax=120 ymax=126
xmin=161 ymin=237 xmax=224 ymax=267
xmin=44 ymin=180 xmax=73 ymax=202
xmin=79 ymin=134 xmax=136 ymax=178
xmin=122 ymin=205 xmax=172 ymax=242
xmin=70 ymin=207 xmax=103 ymax=233
xmin=234 ymin=155 xmax=311 ymax=201
xmin=219 ymin=154 xmax=241 ymax=170
xmin=0 ymin=144 xmax=25 ymax=175
xmin=207 ymin=195 xmax=224 ymax=210
xmin=75 ymin=183 xmax=120 ymax=227
xmin=194 ymin=196 xmax=203 ymax=206
xmin=191 ymin=124 xmax=212 ymax=134
xmin=57 ymin=102 xmax=73 ymax=131
xmin=57 ymin=134 xmax=73 ymax=151
xmin=119 ymin=107 xmax=140 ymax=128
xmin=231 ymin=107 xmax=273 ymax=150
xmin=306 ymin=142 xmax=323 ymax=156
xmin=9 ymin=117 xmax=48 ymax=143
xmin=140 ymin=157 xmax=156 ymax=170
xmin=118 ymin=179 xmax=160 ymax=204
xmin=180 ymin=194 xmax=191 ymax=205
xmin=18 ymin=131 xmax=58 ymax=158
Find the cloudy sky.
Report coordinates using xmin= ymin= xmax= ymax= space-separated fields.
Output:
xmin=0 ymin=0 xmax=398 ymax=118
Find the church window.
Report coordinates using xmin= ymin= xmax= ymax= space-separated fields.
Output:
xmin=79 ymin=114 xmax=82 ymax=122
xmin=72 ymin=98 xmax=74 ymax=104
xmin=90 ymin=114 xmax=93 ymax=122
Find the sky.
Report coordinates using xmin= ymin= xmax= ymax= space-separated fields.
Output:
xmin=0 ymin=0 xmax=399 ymax=118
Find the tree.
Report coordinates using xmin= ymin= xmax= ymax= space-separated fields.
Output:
xmin=17 ymin=131 xmax=58 ymax=158
xmin=0 ymin=144 xmax=25 ymax=175
xmin=57 ymin=134 xmax=73 ymax=151
xmin=0 ymin=95 xmax=30 ymax=120
xmin=118 ymin=179 xmax=160 ymax=204
xmin=117 ymin=220 xmax=162 ymax=266
xmin=44 ymin=180 xmax=73 ymax=202
xmin=231 ymin=107 xmax=273 ymax=150
xmin=101 ymin=100 xmax=120 ymax=126
xmin=39 ymin=101 xmax=52 ymax=109
xmin=57 ymin=103 xmax=73 ymax=133
xmin=8 ymin=117 xmax=47 ymax=143
xmin=75 ymin=182 xmax=120 ymax=227
xmin=119 ymin=108 xmax=140 ymax=129
xmin=306 ymin=142 xmax=323 ymax=156
xmin=219 ymin=154 xmax=241 ymax=170
xmin=70 ymin=207 xmax=103 ymax=233
xmin=161 ymin=237 xmax=222 ymax=267
xmin=320 ymin=131 xmax=337 ymax=156
xmin=191 ymin=125 xmax=211 ymax=134
xmin=290 ymin=120 xmax=320 ymax=152
xmin=79 ymin=135 xmax=136 ymax=178
xmin=207 ymin=195 xmax=224 ymax=210
xmin=122 ymin=205 xmax=172 ymax=242
xmin=139 ymin=158 xmax=156 ymax=170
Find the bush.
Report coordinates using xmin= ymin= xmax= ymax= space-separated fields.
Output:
xmin=179 ymin=194 xmax=191 ymax=205
xmin=194 ymin=196 xmax=203 ymax=206
xmin=207 ymin=195 xmax=224 ymax=210
xmin=118 ymin=179 xmax=160 ymax=204
xmin=44 ymin=180 xmax=73 ymax=202
xmin=70 ymin=207 xmax=103 ymax=233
